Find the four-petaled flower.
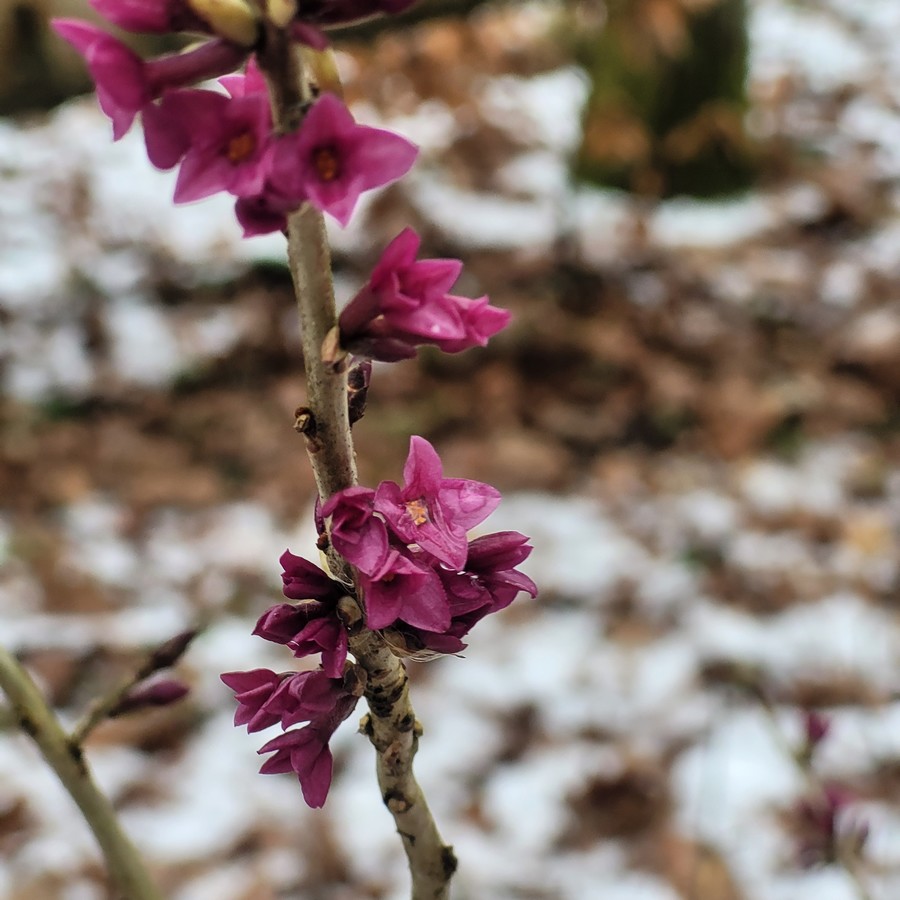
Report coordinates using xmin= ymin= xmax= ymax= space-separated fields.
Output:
xmin=375 ymin=436 xmax=501 ymax=570
xmin=339 ymin=228 xmax=511 ymax=361
xmin=269 ymin=92 xmax=418 ymax=227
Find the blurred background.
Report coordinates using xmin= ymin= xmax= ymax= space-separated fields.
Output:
xmin=1 ymin=0 xmax=900 ymax=897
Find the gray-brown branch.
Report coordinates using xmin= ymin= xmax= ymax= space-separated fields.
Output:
xmin=0 ymin=646 xmax=164 ymax=900
xmin=255 ymin=20 xmax=456 ymax=900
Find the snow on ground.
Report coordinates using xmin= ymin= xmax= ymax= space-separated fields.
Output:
xmin=1 ymin=0 xmax=900 ymax=897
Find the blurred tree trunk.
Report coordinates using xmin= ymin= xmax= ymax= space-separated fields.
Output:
xmin=572 ymin=0 xmax=756 ymax=198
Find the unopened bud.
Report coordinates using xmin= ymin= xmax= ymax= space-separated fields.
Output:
xmin=149 ymin=629 xmax=198 ymax=672
xmin=187 ymin=0 xmax=260 ymax=47
xmin=111 ymin=679 xmax=190 ymax=717
xmin=267 ymin=0 xmax=297 ymax=28
xmin=804 ymin=710 xmax=831 ymax=748
xmin=301 ymin=46 xmax=343 ymax=98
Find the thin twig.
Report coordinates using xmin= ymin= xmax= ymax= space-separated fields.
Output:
xmin=255 ymin=21 xmax=456 ymax=899
xmin=756 ymin=697 xmax=874 ymax=900
xmin=70 ymin=629 xmax=198 ymax=745
xmin=0 ymin=646 xmax=164 ymax=900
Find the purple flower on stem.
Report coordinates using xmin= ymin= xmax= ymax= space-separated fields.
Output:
xmin=269 ymin=92 xmax=418 ymax=227
xmin=221 ymin=667 xmax=351 ymax=733
xmin=320 ymin=486 xmax=389 ymax=576
xmin=149 ymin=88 xmax=273 ymax=202
xmin=234 ymin=183 xmax=300 ymax=237
xmin=220 ymin=669 xmax=284 ymax=732
xmin=279 ymin=550 xmax=345 ymax=603
xmin=257 ymin=689 xmax=361 ymax=808
xmin=339 ymin=228 xmax=510 ymax=361
xmin=265 ymin=669 xmax=350 ymax=727
xmin=249 ymin=552 xmax=350 ymax=677
xmin=374 ymin=436 xmax=501 ymax=570
xmin=218 ymin=59 xmax=268 ymax=99
xmin=254 ymin=603 xmax=348 ymax=678
xmin=391 ymin=531 xmax=537 ymax=656
xmin=258 ymin=725 xmax=334 ymax=807
xmin=451 ymin=530 xmax=538 ymax=612
xmin=359 ymin=548 xmax=450 ymax=631
xmin=429 ymin=294 xmax=512 ymax=354
xmin=54 ymin=20 xmax=249 ymax=140
xmin=54 ymin=20 xmax=151 ymax=139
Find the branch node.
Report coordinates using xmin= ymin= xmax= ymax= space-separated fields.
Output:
xmin=384 ymin=790 xmax=412 ymax=814
xmin=293 ymin=406 xmax=316 ymax=436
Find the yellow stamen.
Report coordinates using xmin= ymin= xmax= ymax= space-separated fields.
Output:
xmin=406 ymin=498 xmax=429 ymax=526
xmin=314 ymin=147 xmax=341 ymax=182
xmin=227 ymin=132 xmax=256 ymax=164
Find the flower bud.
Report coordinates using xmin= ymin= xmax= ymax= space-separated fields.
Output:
xmin=111 ymin=679 xmax=190 ymax=716
xmin=187 ymin=0 xmax=260 ymax=46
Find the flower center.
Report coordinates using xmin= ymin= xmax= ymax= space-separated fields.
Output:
xmin=405 ymin=498 xmax=429 ymax=527
xmin=227 ymin=132 xmax=256 ymax=164
xmin=313 ymin=147 xmax=341 ymax=182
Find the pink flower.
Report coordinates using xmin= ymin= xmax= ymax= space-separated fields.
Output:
xmin=279 ymin=550 xmax=345 ymax=603
xmin=374 ymin=436 xmax=501 ymax=570
xmin=359 ymin=548 xmax=450 ymax=631
xmin=429 ymin=294 xmax=512 ymax=354
xmin=218 ymin=59 xmax=268 ymax=98
xmin=269 ymin=93 xmax=418 ymax=226
xmin=234 ymin=183 xmax=299 ymax=237
xmin=451 ymin=530 xmax=538 ymax=612
xmin=54 ymin=20 xmax=248 ymax=140
xmin=389 ymin=531 xmax=536 ymax=656
xmin=340 ymin=229 xmax=511 ymax=360
xmin=320 ymin=486 xmax=389 ymax=576
xmin=258 ymin=726 xmax=334 ymax=807
xmin=264 ymin=669 xmax=350 ymax=728
xmin=149 ymin=88 xmax=273 ymax=202
xmin=257 ymin=688 xmax=360 ymax=807
xmin=253 ymin=603 xmax=348 ymax=678
xmin=54 ymin=20 xmax=151 ymax=139
xmin=220 ymin=669 xmax=284 ymax=732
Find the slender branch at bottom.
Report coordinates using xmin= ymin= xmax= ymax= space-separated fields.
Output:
xmin=0 ymin=646 xmax=164 ymax=900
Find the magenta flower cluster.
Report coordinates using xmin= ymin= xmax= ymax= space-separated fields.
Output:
xmin=63 ymin=0 xmax=536 ymax=810
xmin=225 ymin=436 xmax=536 ymax=805
xmin=54 ymin=0 xmax=417 ymax=233
xmin=324 ymin=436 xmax=537 ymax=641
xmin=55 ymin=0 xmax=510 ymax=357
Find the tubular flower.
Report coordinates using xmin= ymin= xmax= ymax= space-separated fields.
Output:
xmin=358 ymin=548 xmax=450 ymax=632
xmin=155 ymin=88 xmax=274 ymax=201
xmin=268 ymin=92 xmax=418 ymax=227
xmin=54 ymin=20 xmax=249 ymax=140
xmin=53 ymin=20 xmax=151 ymax=139
xmin=257 ymin=688 xmax=361 ymax=808
xmin=320 ymin=486 xmax=389 ymax=576
xmin=374 ymin=436 xmax=501 ymax=570
xmin=339 ymin=228 xmax=511 ymax=361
